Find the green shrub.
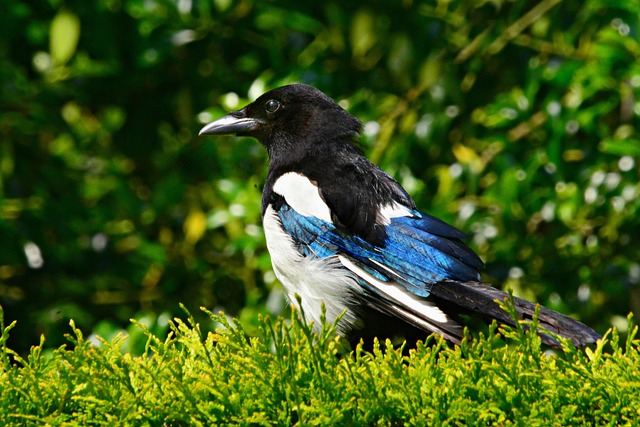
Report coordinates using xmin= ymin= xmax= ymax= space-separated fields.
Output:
xmin=1 ymin=304 xmax=638 ymax=426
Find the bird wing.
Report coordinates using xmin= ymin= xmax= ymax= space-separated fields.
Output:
xmin=277 ymin=201 xmax=482 ymax=297
xmin=267 ymin=171 xmax=485 ymax=340
xmin=273 ymin=195 xmax=487 ymax=341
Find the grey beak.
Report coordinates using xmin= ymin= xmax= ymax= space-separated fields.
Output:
xmin=198 ymin=109 xmax=262 ymax=136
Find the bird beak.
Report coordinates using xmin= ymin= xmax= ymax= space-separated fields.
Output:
xmin=198 ymin=109 xmax=262 ymax=136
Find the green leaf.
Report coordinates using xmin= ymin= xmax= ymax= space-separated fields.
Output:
xmin=599 ymin=138 xmax=640 ymax=157
xmin=50 ymin=9 xmax=81 ymax=66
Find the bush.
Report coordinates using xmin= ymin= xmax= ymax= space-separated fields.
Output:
xmin=1 ymin=304 xmax=639 ymax=426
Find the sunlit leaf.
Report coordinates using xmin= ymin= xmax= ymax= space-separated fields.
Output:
xmin=599 ymin=138 xmax=640 ymax=157
xmin=351 ymin=9 xmax=376 ymax=61
xmin=185 ymin=208 xmax=207 ymax=245
xmin=49 ymin=9 xmax=80 ymax=66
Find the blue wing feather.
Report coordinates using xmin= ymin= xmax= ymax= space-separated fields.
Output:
xmin=277 ymin=204 xmax=483 ymax=298
xmin=387 ymin=216 xmax=483 ymax=278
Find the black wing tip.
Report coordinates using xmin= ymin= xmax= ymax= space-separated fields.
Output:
xmin=533 ymin=304 xmax=601 ymax=348
xmin=430 ymin=281 xmax=601 ymax=348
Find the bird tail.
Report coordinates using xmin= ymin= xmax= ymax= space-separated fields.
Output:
xmin=430 ymin=281 xmax=601 ymax=348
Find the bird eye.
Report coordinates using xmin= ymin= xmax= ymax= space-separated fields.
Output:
xmin=265 ymin=99 xmax=280 ymax=113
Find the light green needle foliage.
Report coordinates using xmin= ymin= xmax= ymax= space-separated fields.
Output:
xmin=1 ymin=304 xmax=639 ymax=426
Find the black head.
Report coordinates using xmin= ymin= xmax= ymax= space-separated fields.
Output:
xmin=199 ymin=84 xmax=362 ymax=156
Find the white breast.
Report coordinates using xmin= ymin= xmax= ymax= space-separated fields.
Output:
xmin=263 ymin=205 xmax=363 ymax=334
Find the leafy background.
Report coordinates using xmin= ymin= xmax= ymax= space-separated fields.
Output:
xmin=1 ymin=0 xmax=639 ymax=353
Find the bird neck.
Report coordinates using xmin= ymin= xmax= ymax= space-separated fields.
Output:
xmin=265 ymin=132 xmax=362 ymax=168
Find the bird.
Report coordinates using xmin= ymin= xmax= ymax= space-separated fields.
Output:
xmin=199 ymin=83 xmax=600 ymax=348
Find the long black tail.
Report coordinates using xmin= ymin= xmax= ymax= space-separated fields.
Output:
xmin=430 ymin=281 xmax=601 ymax=348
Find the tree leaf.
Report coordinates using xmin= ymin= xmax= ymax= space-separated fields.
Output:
xmin=50 ymin=9 xmax=81 ymax=66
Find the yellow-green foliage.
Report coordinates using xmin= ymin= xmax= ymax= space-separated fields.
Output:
xmin=1 ymin=304 xmax=639 ymax=426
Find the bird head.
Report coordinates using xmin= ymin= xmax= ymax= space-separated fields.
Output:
xmin=199 ymin=84 xmax=362 ymax=157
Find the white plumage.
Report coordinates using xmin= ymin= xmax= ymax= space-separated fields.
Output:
xmin=272 ymin=172 xmax=333 ymax=223
xmin=263 ymin=205 xmax=363 ymax=334
xmin=375 ymin=201 xmax=413 ymax=226
xmin=337 ymin=256 xmax=450 ymax=325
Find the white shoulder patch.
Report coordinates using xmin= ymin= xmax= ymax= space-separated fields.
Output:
xmin=273 ymin=172 xmax=333 ymax=223
xmin=376 ymin=201 xmax=413 ymax=226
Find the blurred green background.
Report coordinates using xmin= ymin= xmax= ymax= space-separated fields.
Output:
xmin=1 ymin=0 xmax=639 ymax=353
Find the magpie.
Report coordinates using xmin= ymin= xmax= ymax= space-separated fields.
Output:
xmin=199 ymin=84 xmax=600 ymax=348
